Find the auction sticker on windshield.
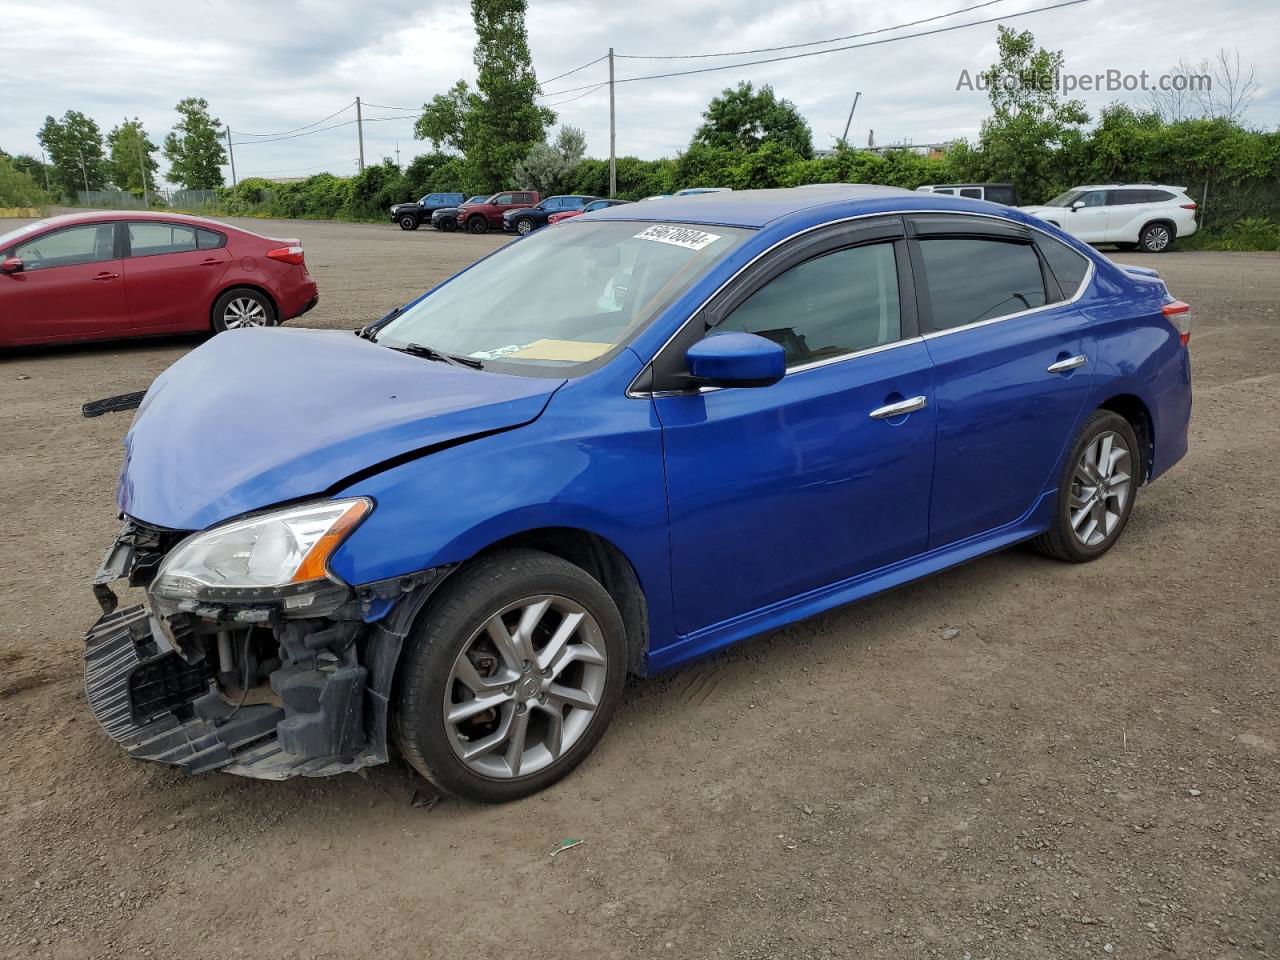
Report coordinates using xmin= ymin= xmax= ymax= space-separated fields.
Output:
xmin=634 ymin=224 xmax=722 ymax=251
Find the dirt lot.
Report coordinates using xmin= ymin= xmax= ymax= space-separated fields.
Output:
xmin=1 ymin=215 xmax=1276 ymax=960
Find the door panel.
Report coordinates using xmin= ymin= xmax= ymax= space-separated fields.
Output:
xmin=1 ymin=222 xmax=129 ymax=343
xmin=923 ymin=305 xmax=1094 ymax=546
xmin=122 ymin=222 xmax=230 ymax=330
xmin=1065 ymin=190 xmax=1109 ymax=242
xmin=656 ymin=343 xmax=936 ymax=635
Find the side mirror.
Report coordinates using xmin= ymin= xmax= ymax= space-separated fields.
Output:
xmin=1 ymin=256 xmax=23 ymax=274
xmin=1071 ymin=200 xmax=1085 ymax=211
xmin=686 ymin=332 xmax=785 ymax=388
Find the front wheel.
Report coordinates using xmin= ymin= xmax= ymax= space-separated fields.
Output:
xmin=436 ymin=218 xmax=456 ymax=232
xmin=393 ymin=549 xmax=627 ymax=803
xmin=1033 ymin=410 xmax=1141 ymax=562
xmin=467 ymin=216 xmax=489 ymax=235
xmin=212 ymin=287 xmax=276 ymax=333
xmin=515 ymin=218 xmax=535 ymax=236
xmin=398 ymin=215 xmax=419 ymax=231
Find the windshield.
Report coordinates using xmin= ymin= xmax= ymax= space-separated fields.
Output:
xmin=376 ymin=220 xmax=750 ymax=376
xmin=1044 ymin=189 xmax=1087 ymax=207
xmin=0 ymin=219 xmax=49 ymax=251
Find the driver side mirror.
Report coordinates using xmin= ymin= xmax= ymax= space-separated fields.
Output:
xmin=686 ymin=332 xmax=785 ymax=388
xmin=1 ymin=256 xmax=23 ymax=274
xmin=1070 ymin=200 xmax=1086 ymax=211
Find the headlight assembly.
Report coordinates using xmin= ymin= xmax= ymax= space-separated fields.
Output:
xmin=150 ymin=498 xmax=370 ymax=613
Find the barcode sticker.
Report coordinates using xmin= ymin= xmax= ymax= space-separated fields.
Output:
xmin=633 ymin=224 xmax=723 ymax=251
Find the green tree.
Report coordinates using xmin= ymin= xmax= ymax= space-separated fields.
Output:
xmin=512 ymin=125 xmax=587 ymax=193
xmin=415 ymin=80 xmax=476 ymax=153
xmin=107 ymin=118 xmax=159 ymax=197
xmin=0 ymin=153 xmax=49 ymax=206
xmin=163 ymin=98 xmax=227 ymax=189
xmin=691 ymin=82 xmax=814 ymax=160
xmin=464 ymin=0 xmax=555 ymax=190
xmin=37 ymin=111 xmax=108 ymax=198
xmin=970 ymin=26 xmax=1089 ymax=202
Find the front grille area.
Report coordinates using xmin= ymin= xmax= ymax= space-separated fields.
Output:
xmin=129 ymin=651 xmax=215 ymax=725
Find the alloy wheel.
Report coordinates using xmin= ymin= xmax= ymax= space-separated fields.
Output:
xmin=222 ymin=297 xmax=268 ymax=329
xmin=1069 ymin=431 xmax=1133 ymax=547
xmin=1143 ymin=225 xmax=1171 ymax=251
xmin=517 ymin=219 xmax=533 ymax=236
xmin=443 ymin=595 xmax=607 ymax=779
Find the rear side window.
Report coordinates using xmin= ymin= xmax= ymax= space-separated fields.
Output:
xmin=516 ymin=193 xmax=535 ymax=205
xmin=918 ymin=238 xmax=1047 ymax=330
xmin=196 ymin=228 xmax=226 ymax=250
xmin=959 ymin=187 xmax=983 ymax=199
xmin=717 ymin=242 xmax=902 ymax=367
xmin=985 ymin=186 xmax=1016 ymax=205
xmin=1036 ymin=234 xmax=1091 ymax=300
xmin=128 ymin=222 xmax=197 ymax=257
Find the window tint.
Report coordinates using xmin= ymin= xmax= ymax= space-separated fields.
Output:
xmin=196 ymin=228 xmax=226 ymax=250
xmin=718 ymin=242 xmax=901 ymax=367
xmin=933 ymin=187 xmax=956 ymax=195
xmin=1077 ymin=191 xmax=1108 ymax=208
xmin=1036 ymin=234 xmax=1091 ymax=300
xmin=514 ymin=193 xmax=534 ymax=205
xmin=918 ymin=238 xmax=1046 ymax=330
xmin=128 ymin=222 xmax=197 ymax=257
xmin=959 ymin=187 xmax=983 ymax=199
xmin=493 ymin=194 xmax=513 ymax=205
xmin=13 ymin=223 xmax=115 ymax=270
xmin=985 ymin=186 xmax=1017 ymax=205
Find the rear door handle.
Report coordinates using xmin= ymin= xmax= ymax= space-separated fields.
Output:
xmin=1047 ymin=354 xmax=1088 ymax=374
xmin=92 ymin=272 xmax=119 ymax=281
xmin=869 ymin=395 xmax=927 ymax=420
xmin=199 ymin=258 xmax=222 ymax=266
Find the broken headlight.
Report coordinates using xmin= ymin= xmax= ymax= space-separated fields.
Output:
xmin=150 ymin=498 xmax=371 ymax=614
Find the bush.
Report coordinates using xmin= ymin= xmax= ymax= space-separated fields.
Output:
xmin=0 ymin=154 xmax=49 ymax=207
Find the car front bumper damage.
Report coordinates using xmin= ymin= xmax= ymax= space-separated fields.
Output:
xmin=84 ymin=520 xmax=447 ymax=780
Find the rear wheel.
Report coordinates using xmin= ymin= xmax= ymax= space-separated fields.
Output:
xmin=393 ymin=549 xmax=627 ymax=803
xmin=467 ymin=216 xmax=489 ymax=235
xmin=212 ymin=287 xmax=276 ymax=333
xmin=1138 ymin=222 xmax=1174 ymax=253
xmin=398 ymin=214 xmax=419 ymax=231
xmin=1033 ymin=410 xmax=1140 ymax=563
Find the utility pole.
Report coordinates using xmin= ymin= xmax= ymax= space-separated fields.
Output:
xmin=841 ymin=92 xmax=861 ymax=146
xmin=136 ymin=135 xmax=151 ymax=207
xmin=395 ymin=142 xmax=401 ymax=170
xmin=608 ymin=48 xmax=616 ymax=198
xmin=40 ymin=149 xmax=51 ymax=194
xmin=356 ymin=97 xmax=366 ymax=172
xmin=225 ymin=126 xmax=237 ymax=187
xmin=78 ymin=149 xmax=89 ymax=196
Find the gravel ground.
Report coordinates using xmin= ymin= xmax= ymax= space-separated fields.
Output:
xmin=0 ymin=215 xmax=1276 ymax=960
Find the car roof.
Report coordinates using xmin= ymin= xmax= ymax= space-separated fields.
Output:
xmin=15 ymin=210 xmax=246 ymax=231
xmin=583 ymin=184 xmax=937 ymax=229
xmin=1073 ymin=184 xmax=1186 ymax=192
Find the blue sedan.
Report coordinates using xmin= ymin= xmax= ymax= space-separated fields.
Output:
xmin=86 ymin=186 xmax=1191 ymax=802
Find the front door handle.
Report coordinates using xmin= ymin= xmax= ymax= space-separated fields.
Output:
xmin=92 ymin=272 xmax=119 ymax=281
xmin=199 ymin=258 xmax=222 ymax=266
xmin=869 ymin=395 xmax=927 ymax=420
xmin=1047 ymin=354 xmax=1088 ymax=374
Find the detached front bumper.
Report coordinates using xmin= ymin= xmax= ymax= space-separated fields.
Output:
xmin=84 ymin=521 xmax=446 ymax=780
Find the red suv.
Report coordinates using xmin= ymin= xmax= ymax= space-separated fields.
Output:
xmin=0 ymin=212 xmax=318 ymax=347
xmin=456 ymin=191 xmax=540 ymax=234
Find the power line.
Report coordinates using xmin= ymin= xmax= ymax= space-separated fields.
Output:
xmin=615 ymin=0 xmax=1011 ymax=60
xmin=230 ymin=114 xmax=419 ymax=147
xmin=541 ymin=54 xmax=609 ymax=86
xmin=538 ymin=0 xmax=1088 ymax=98
xmin=541 ymin=81 xmax=610 ymax=108
xmin=361 ymin=101 xmax=420 ymax=112
xmin=233 ymin=101 xmax=355 ymax=138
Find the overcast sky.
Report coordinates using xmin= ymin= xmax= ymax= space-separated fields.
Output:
xmin=1 ymin=0 xmax=1275 ymax=189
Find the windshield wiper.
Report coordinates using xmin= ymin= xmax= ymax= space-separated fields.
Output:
xmin=393 ymin=342 xmax=484 ymax=369
xmin=355 ymin=305 xmax=404 ymax=341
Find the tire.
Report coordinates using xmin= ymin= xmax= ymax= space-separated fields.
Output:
xmin=393 ymin=549 xmax=627 ymax=803
xmin=1113 ymin=242 xmax=1137 ymax=251
xmin=435 ymin=218 xmax=456 ymax=232
xmin=1033 ymin=410 xmax=1141 ymax=563
xmin=1138 ymin=221 xmax=1175 ymax=253
xmin=211 ymin=287 xmax=276 ymax=333
xmin=467 ymin=216 xmax=489 ymax=235
xmin=515 ymin=218 xmax=535 ymax=236
xmin=398 ymin=215 xmax=419 ymax=231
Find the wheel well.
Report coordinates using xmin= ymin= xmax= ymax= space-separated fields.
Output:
xmin=210 ymin=283 xmax=279 ymax=329
xmin=477 ymin=528 xmax=649 ymax=675
xmin=1098 ymin=394 xmax=1154 ymax=481
xmin=1142 ymin=218 xmax=1177 ymax=239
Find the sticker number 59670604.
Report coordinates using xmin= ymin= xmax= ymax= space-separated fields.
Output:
xmin=633 ymin=224 xmax=723 ymax=251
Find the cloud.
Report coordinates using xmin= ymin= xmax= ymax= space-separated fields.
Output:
xmin=1 ymin=0 xmax=1275 ymax=187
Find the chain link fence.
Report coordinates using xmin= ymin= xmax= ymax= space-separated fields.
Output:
xmin=74 ymin=189 xmax=218 ymax=210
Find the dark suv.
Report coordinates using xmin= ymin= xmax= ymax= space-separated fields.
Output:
xmin=503 ymin=196 xmax=597 ymax=235
xmin=390 ymin=193 xmax=466 ymax=231
xmin=457 ymin=191 xmax=540 ymax=234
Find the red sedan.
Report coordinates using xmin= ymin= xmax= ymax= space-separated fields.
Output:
xmin=0 ymin=211 xmax=318 ymax=347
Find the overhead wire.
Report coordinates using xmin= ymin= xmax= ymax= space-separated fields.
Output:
xmin=536 ymin=0 xmax=1088 ymax=98
xmin=232 ymin=100 xmax=355 ymax=137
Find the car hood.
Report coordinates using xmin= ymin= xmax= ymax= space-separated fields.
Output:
xmin=118 ymin=327 xmax=564 ymax=531
xmin=1018 ymin=205 xmax=1064 ymax=217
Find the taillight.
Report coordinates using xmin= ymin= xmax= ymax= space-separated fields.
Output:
xmin=266 ymin=245 xmax=305 ymax=266
xmin=1180 ymin=202 xmax=1198 ymax=210
xmin=1163 ymin=300 xmax=1191 ymax=346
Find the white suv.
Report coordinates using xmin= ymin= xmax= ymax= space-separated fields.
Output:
xmin=1020 ymin=184 xmax=1198 ymax=252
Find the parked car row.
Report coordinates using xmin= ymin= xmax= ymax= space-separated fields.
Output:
xmin=412 ymin=192 xmax=631 ymax=236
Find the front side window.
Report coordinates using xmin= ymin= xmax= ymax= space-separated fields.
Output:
xmin=128 ymin=222 xmax=197 ymax=256
xmin=12 ymin=223 xmax=115 ymax=270
xmin=959 ymin=187 xmax=983 ymax=199
xmin=918 ymin=238 xmax=1046 ymax=330
xmin=717 ymin=242 xmax=902 ymax=367
xmin=376 ymin=220 xmax=749 ymax=376
xmin=493 ymin=194 xmax=513 ymax=205
xmin=1077 ymin=191 xmax=1108 ymax=208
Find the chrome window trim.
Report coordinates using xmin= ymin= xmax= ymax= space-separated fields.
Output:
xmin=627 ymin=209 xmax=1096 ymax=398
